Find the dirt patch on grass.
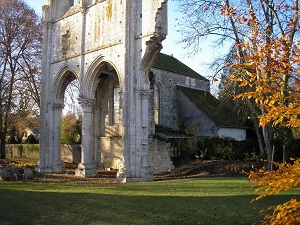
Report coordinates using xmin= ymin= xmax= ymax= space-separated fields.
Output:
xmin=155 ymin=160 xmax=263 ymax=180
xmin=0 ymin=158 xmax=262 ymax=183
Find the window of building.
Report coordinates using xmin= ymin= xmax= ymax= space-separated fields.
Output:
xmin=113 ymin=82 xmax=120 ymax=124
xmin=62 ymin=30 xmax=70 ymax=56
xmin=154 ymin=84 xmax=160 ymax=124
xmin=71 ymin=0 xmax=78 ymax=6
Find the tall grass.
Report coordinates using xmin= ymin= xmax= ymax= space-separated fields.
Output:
xmin=0 ymin=178 xmax=298 ymax=225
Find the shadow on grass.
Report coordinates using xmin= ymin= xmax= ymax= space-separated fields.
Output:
xmin=0 ymin=187 xmax=297 ymax=225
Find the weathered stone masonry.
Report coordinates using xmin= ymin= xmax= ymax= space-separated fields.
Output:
xmin=37 ymin=0 xmax=168 ymax=182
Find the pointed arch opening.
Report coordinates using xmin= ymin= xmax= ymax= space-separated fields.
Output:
xmin=53 ymin=69 xmax=81 ymax=168
xmin=92 ymin=61 xmax=123 ymax=171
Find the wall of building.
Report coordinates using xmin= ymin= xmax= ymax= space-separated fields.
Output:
xmin=5 ymin=144 xmax=80 ymax=163
xmin=99 ymin=136 xmax=123 ymax=170
xmin=148 ymin=138 xmax=175 ymax=174
xmin=177 ymin=90 xmax=247 ymax=141
xmin=99 ymin=137 xmax=176 ymax=174
xmin=217 ymin=127 xmax=246 ymax=141
xmin=151 ymin=67 xmax=209 ymax=130
xmin=177 ymin=90 xmax=217 ymax=137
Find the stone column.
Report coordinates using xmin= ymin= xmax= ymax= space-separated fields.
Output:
xmin=75 ymin=98 xmax=97 ymax=177
xmin=93 ymin=105 xmax=101 ymax=168
xmin=37 ymin=102 xmax=65 ymax=173
xmin=139 ymin=90 xmax=154 ymax=180
xmin=36 ymin=11 xmax=54 ymax=173
xmin=122 ymin=89 xmax=153 ymax=182
xmin=51 ymin=103 xmax=65 ymax=172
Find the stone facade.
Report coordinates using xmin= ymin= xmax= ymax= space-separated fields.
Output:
xmin=38 ymin=0 xmax=168 ymax=182
xmin=150 ymin=66 xmax=209 ymax=130
xmin=38 ymin=0 xmax=245 ymax=182
xmin=176 ymin=86 xmax=247 ymax=141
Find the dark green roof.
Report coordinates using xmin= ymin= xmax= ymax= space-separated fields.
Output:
xmin=153 ymin=53 xmax=208 ymax=81
xmin=178 ymin=86 xmax=243 ymax=128
xmin=154 ymin=125 xmax=192 ymax=139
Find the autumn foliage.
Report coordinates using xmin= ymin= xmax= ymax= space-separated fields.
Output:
xmin=221 ymin=1 xmax=300 ymax=224
xmin=224 ymin=5 xmax=300 ymax=128
xmin=229 ymin=36 xmax=300 ymax=127
xmin=249 ymin=158 xmax=300 ymax=224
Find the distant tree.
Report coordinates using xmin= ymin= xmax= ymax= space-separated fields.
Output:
xmin=8 ymin=110 xmax=40 ymax=142
xmin=61 ymin=113 xmax=82 ymax=145
xmin=0 ymin=0 xmax=42 ymax=158
xmin=63 ymin=79 xmax=80 ymax=116
xmin=218 ymin=68 xmax=266 ymax=157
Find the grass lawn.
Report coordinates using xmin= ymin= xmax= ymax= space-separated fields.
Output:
xmin=0 ymin=177 xmax=298 ymax=225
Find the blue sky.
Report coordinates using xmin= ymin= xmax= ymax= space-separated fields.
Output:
xmin=26 ymin=1 xmax=224 ymax=81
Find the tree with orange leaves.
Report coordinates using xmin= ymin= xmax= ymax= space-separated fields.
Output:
xmin=175 ymin=0 xmax=300 ymax=166
xmin=249 ymin=158 xmax=300 ymax=224
xmin=176 ymin=0 xmax=299 ymax=222
xmin=221 ymin=0 xmax=300 ymax=170
xmin=221 ymin=0 xmax=300 ymax=224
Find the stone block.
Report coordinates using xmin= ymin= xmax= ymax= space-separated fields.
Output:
xmin=0 ymin=166 xmax=23 ymax=181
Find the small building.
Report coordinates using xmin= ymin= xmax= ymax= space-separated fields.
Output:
xmin=151 ymin=53 xmax=246 ymax=141
xmin=177 ymin=86 xmax=246 ymax=141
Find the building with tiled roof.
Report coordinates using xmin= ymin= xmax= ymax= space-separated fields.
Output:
xmin=150 ymin=53 xmax=246 ymax=141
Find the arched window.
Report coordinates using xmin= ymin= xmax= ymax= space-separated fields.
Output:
xmin=154 ymin=84 xmax=160 ymax=124
xmin=113 ymin=82 xmax=120 ymax=124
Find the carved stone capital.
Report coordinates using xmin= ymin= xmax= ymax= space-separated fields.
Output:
xmin=78 ymin=98 xmax=95 ymax=112
xmin=135 ymin=89 xmax=152 ymax=99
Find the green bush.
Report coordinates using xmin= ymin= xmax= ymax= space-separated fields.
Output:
xmin=190 ymin=137 xmax=259 ymax=161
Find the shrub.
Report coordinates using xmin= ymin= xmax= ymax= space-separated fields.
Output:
xmin=192 ymin=137 xmax=259 ymax=161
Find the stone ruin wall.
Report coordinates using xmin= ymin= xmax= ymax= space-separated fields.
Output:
xmin=6 ymin=142 xmax=175 ymax=175
xmin=39 ymin=0 xmax=169 ymax=180
xmin=151 ymin=67 xmax=210 ymax=130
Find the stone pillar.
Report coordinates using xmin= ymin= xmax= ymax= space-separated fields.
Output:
xmin=122 ymin=89 xmax=153 ymax=182
xmin=36 ymin=102 xmax=64 ymax=173
xmin=36 ymin=8 xmax=54 ymax=173
xmin=139 ymin=90 xmax=154 ymax=180
xmin=93 ymin=106 xmax=101 ymax=168
xmin=51 ymin=103 xmax=65 ymax=172
xmin=75 ymin=98 xmax=97 ymax=177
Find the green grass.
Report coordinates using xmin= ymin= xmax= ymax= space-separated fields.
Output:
xmin=0 ymin=178 xmax=298 ymax=225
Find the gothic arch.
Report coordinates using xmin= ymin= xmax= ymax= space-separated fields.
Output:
xmin=83 ymin=55 xmax=123 ymax=99
xmin=53 ymin=65 xmax=80 ymax=102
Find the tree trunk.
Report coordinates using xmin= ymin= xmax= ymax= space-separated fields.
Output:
xmin=246 ymin=100 xmax=266 ymax=158
xmin=262 ymin=125 xmax=274 ymax=170
xmin=254 ymin=122 xmax=266 ymax=158
xmin=0 ymin=136 xmax=5 ymax=159
xmin=0 ymin=97 xmax=5 ymax=159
